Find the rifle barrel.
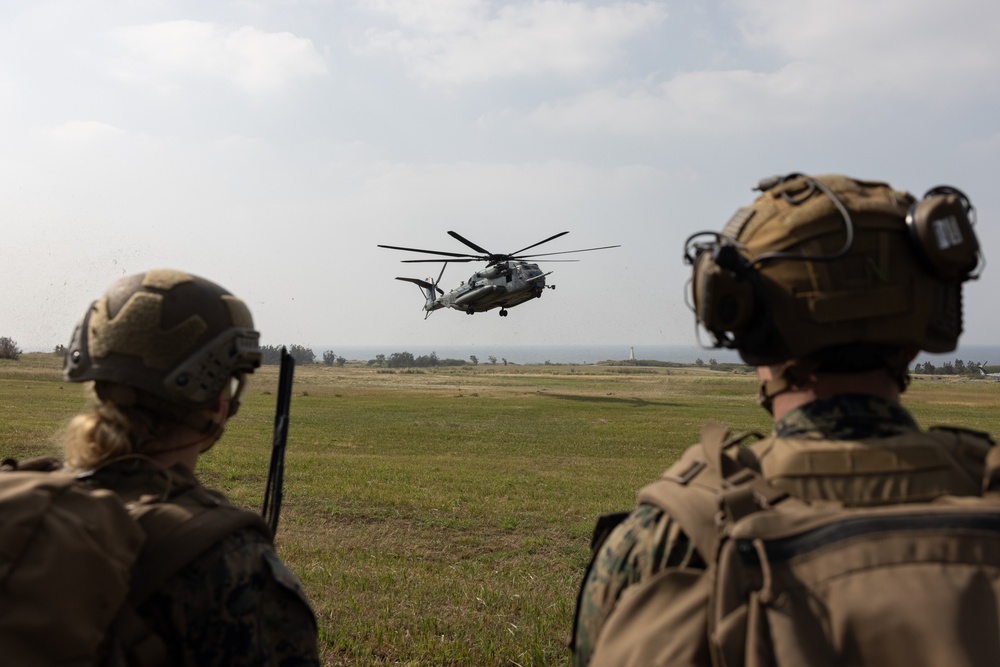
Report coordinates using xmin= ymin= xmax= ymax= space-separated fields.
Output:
xmin=262 ymin=347 xmax=295 ymax=536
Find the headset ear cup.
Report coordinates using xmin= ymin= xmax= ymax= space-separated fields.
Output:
xmin=906 ymin=187 xmax=980 ymax=280
xmin=693 ymin=250 xmax=756 ymax=338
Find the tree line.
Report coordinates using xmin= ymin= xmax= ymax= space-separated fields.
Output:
xmin=367 ymin=352 xmax=466 ymax=368
xmin=260 ymin=347 xmax=504 ymax=368
xmin=259 ymin=345 xmax=347 ymax=366
xmin=7 ymin=338 xmax=993 ymax=377
xmin=914 ymin=359 xmax=994 ymax=376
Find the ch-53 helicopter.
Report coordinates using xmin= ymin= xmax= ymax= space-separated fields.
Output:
xmin=378 ymin=231 xmax=619 ymax=317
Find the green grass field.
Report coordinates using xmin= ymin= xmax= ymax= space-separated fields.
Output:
xmin=4 ymin=353 xmax=1000 ymax=665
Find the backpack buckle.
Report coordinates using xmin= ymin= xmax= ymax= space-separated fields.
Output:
xmin=665 ymin=459 xmax=707 ymax=485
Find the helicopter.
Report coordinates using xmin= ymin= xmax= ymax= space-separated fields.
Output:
xmin=378 ymin=231 xmax=619 ymax=317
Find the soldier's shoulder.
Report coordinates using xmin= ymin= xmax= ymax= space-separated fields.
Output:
xmin=144 ymin=526 xmax=318 ymax=666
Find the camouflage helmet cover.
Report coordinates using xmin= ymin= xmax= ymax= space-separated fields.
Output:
xmin=64 ymin=269 xmax=261 ymax=411
xmin=690 ymin=174 xmax=978 ymax=367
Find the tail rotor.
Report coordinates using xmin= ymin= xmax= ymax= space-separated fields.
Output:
xmin=394 ymin=262 xmax=447 ymax=319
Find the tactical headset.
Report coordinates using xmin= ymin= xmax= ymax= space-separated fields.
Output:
xmin=684 ymin=173 xmax=981 ymax=367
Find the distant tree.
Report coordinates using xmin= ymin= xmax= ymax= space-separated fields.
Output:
xmin=368 ymin=354 xmax=387 ymax=368
xmin=388 ymin=352 xmax=415 ymax=368
xmin=336 ymin=356 xmax=347 ymax=367
xmin=709 ymin=358 xmax=717 ymax=365
xmin=695 ymin=358 xmax=705 ymax=366
xmin=54 ymin=343 xmax=67 ymax=356
xmin=954 ymin=359 xmax=966 ymax=375
xmin=260 ymin=344 xmax=314 ymax=365
xmin=941 ymin=362 xmax=955 ymax=375
xmin=0 ymin=337 xmax=21 ymax=360
xmin=322 ymin=350 xmax=337 ymax=366
xmin=488 ymin=355 xmax=497 ymax=365
xmin=469 ymin=355 xmax=478 ymax=365
xmin=922 ymin=361 xmax=936 ymax=374
xmin=260 ymin=345 xmax=282 ymax=365
xmin=287 ymin=344 xmax=315 ymax=365
xmin=501 ymin=358 xmax=507 ymax=366
xmin=961 ymin=360 xmax=981 ymax=377
xmin=414 ymin=352 xmax=439 ymax=367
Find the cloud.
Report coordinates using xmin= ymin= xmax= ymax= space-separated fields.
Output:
xmin=527 ymin=63 xmax=826 ymax=134
xmin=525 ymin=0 xmax=1000 ymax=135
xmin=46 ymin=120 xmax=128 ymax=144
xmin=111 ymin=21 xmax=327 ymax=95
xmin=360 ymin=0 xmax=666 ymax=84
xmin=734 ymin=0 xmax=1000 ymax=89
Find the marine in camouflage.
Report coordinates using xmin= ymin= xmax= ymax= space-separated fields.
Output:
xmin=571 ymin=393 xmax=923 ymax=667
xmin=57 ymin=270 xmax=317 ymax=664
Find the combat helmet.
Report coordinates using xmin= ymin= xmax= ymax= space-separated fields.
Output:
xmin=685 ymin=173 xmax=980 ymax=391
xmin=64 ymin=269 xmax=262 ymax=425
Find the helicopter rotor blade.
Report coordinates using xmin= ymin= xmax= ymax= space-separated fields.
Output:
xmin=508 ymin=231 xmax=570 ymax=257
xmin=401 ymin=258 xmax=480 ymax=263
xmin=378 ymin=244 xmax=481 ymax=260
xmin=447 ymin=231 xmax=492 ymax=256
xmin=434 ymin=262 xmax=448 ymax=288
xmin=516 ymin=244 xmax=621 ymax=259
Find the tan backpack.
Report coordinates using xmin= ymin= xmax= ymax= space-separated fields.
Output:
xmin=0 ymin=457 xmax=269 ymax=667
xmin=589 ymin=422 xmax=1000 ymax=667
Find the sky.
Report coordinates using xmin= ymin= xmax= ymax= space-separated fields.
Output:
xmin=2 ymin=0 xmax=1000 ymax=354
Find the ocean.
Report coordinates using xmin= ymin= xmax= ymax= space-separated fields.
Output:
xmin=322 ymin=343 xmax=1000 ymax=367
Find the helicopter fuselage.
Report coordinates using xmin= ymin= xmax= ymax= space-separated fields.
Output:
xmin=429 ymin=261 xmax=551 ymax=316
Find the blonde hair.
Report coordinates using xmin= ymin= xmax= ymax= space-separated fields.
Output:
xmin=63 ymin=395 xmax=170 ymax=470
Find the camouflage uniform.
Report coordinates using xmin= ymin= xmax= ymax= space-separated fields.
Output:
xmin=138 ymin=529 xmax=319 ymax=667
xmin=571 ymin=393 xmax=922 ymax=667
xmin=94 ymin=461 xmax=320 ymax=667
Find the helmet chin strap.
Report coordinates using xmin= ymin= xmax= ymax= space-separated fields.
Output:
xmin=757 ymin=360 xmax=818 ymax=415
xmin=757 ymin=350 xmax=913 ymax=415
xmin=180 ymin=400 xmax=228 ymax=454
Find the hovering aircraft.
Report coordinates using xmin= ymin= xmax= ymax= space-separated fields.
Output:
xmin=976 ymin=363 xmax=1000 ymax=381
xmin=378 ymin=231 xmax=619 ymax=317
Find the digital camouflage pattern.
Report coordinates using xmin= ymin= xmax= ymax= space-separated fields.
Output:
xmin=770 ymin=393 xmax=919 ymax=440
xmin=138 ymin=527 xmax=319 ymax=667
xmin=571 ymin=394 xmax=922 ymax=667
xmin=83 ymin=459 xmax=320 ymax=667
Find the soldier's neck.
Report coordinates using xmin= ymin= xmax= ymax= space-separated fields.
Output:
xmin=758 ymin=367 xmax=902 ymax=422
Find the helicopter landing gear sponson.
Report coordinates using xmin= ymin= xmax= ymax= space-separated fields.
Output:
xmin=499 ymin=309 xmax=508 ymax=317
xmin=466 ymin=308 xmax=475 ymax=315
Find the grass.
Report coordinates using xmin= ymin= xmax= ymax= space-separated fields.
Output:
xmin=3 ymin=354 xmax=1000 ymax=665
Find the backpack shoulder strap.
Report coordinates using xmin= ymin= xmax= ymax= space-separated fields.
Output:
xmin=127 ymin=475 xmax=271 ymax=605
xmin=127 ymin=494 xmax=271 ymax=605
xmin=924 ymin=425 xmax=997 ymax=494
xmin=638 ymin=422 xmax=796 ymax=560
xmin=86 ymin=461 xmax=270 ymax=607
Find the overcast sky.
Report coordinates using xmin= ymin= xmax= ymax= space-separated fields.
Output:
xmin=2 ymin=0 xmax=999 ymax=354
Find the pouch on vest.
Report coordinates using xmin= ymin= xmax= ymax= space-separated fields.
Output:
xmin=631 ymin=422 xmax=1000 ymax=667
